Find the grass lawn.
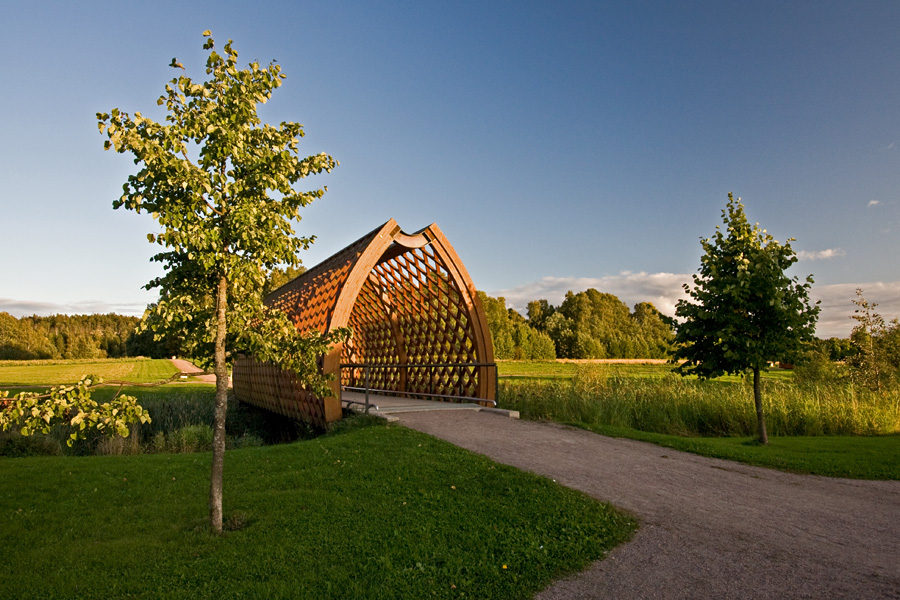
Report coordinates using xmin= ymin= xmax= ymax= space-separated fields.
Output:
xmin=0 ymin=420 xmax=636 ymax=599
xmin=0 ymin=358 xmax=180 ymax=387
xmin=577 ymin=423 xmax=900 ymax=480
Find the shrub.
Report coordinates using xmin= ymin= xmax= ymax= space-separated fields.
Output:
xmin=793 ymin=351 xmax=843 ymax=387
xmin=168 ymin=425 xmax=214 ymax=453
xmin=0 ymin=430 xmax=63 ymax=457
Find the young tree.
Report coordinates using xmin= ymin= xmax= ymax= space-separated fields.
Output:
xmin=672 ymin=194 xmax=819 ymax=444
xmin=848 ymin=289 xmax=900 ymax=390
xmin=98 ymin=32 xmax=348 ymax=532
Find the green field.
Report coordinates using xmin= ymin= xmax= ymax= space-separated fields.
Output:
xmin=0 ymin=422 xmax=636 ymax=599
xmin=0 ymin=358 xmax=180 ymax=387
xmin=497 ymin=359 xmax=795 ymax=382
xmin=5 ymin=358 xmax=895 ymax=483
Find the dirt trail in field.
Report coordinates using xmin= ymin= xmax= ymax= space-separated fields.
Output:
xmin=395 ymin=411 xmax=900 ymax=599
xmin=169 ymin=358 xmax=218 ymax=384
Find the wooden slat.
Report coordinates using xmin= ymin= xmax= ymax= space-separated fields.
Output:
xmin=232 ymin=220 xmax=496 ymax=426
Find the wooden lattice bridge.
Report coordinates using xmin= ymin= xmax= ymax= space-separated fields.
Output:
xmin=233 ymin=220 xmax=497 ymax=428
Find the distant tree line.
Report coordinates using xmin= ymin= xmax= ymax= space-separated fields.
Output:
xmin=479 ymin=288 xmax=676 ymax=359
xmin=0 ymin=269 xmax=312 ymax=362
xmin=0 ymin=313 xmax=177 ymax=360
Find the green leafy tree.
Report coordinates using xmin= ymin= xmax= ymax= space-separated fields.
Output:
xmin=672 ymin=194 xmax=819 ymax=444
xmin=478 ymin=293 xmax=556 ymax=360
xmin=478 ymin=292 xmax=516 ymax=359
xmin=526 ymin=299 xmax=555 ymax=331
xmin=816 ymin=336 xmax=854 ymax=362
xmin=1 ymin=376 xmax=150 ymax=445
xmin=530 ymin=291 xmax=673 ymax=359
xmin=544 ymin=311 xmax=577 ymax=358
xmin=632 ymin=302 xmax=675 ymax=358
xmin=0 ymin=313 xmax=59 ymax=360
xmin=510 ymin=322 xmax=556 ymax=359
xmin=98 ymin=32 xmax=349 ymax=532
xmin=0 ymin=312 xmax=30 ymax=360
xmin=263 ymin=264 xmax=307 ymax=297
xmin=848 ymin=289 xmax=899 ymax=390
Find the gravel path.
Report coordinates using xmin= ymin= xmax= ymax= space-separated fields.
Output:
xmin=169 ymin=358 xmax=217 ymax=384
xmin=395 ymin=410 xmax=900 ymax=599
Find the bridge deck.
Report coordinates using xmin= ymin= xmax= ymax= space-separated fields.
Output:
xmin=341 ymin=390 xmax=517 ymax=421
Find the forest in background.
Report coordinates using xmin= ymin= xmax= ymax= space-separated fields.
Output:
xmin=3 ymin=286 xmax=875 ymax=364
xmin=0 ymin=267 xmax=311 ymax=362
xmin=0 ymin=313 xmax=175 ymax=360
xmin=479 ymin=289 xmax=675 ymax=360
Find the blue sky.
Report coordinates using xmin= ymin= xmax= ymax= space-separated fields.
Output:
xmin=1 ymin=1 xmax=898 ymax=337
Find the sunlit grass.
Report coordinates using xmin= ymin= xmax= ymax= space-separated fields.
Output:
xmin=582 ymin=425 xmax=900 ymax=480
xmin=0 ymin=422 xmax=636 ymax=599
xmin=0 ymin=358 xmax=179 ymax=387
xmin=497 ymin=359 xmax=794 ymax=382
xmin=500 ymin=367 xmax=899 ymax=437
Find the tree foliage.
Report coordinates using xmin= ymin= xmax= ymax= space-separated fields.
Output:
xmin=480 ymin=290 xmax=674 ymax=360
xmin=98 ymin=32 xmax=348 ymax=533
xmin=522 ymin=290 xmax=674 ymax=359
xmin=263 ymin=264 xmax=307 ymax=297
xmin=848 ymin=289 xmax=900 ymax=390
xmin=672 ymin=194 xmax=819 ymax=443
xmin=478 ymin=293 xmax=555 ymax=359
xmin=0 ymin=313 xmax=150 ymax=360
xmin=0 ymin=376 xmax=150 ymax=445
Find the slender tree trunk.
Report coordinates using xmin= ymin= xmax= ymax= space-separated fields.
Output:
xmin=209 ymin=275 xmax=229 ymax=533
xmin=753 ymin=365 xmax=768 ymax=445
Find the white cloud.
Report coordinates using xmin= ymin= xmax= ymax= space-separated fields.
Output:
xmin=796 ymin=248 xmax=846 ymax=261
xmin=868 ymin=200 xmax=881 ymax=207
xmin=811 ymin=282 xmax=900 ymax=338
xmin=0 ymin=298 xmax=148 ymax=318
xmin=490 ymin=275 xmax=900 ymax=340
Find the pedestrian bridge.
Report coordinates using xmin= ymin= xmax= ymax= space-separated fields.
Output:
xmin=233 ymin=219 xmax=497 ymax=428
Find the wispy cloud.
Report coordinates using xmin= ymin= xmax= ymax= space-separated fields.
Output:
xmin=796 ymin=248 xmax=846 ymax=261
xmin=868 ymin=200 xmax=881 ymax=207
xmin=883 ymin=142 xmax=895 ymax=151
xmin=490 ymin=275 xmax=900 ymax=339
xmin=0 ymin=298 xmax=148 ymax=318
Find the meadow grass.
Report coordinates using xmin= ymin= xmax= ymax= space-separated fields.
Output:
xmin=498 ymin=365 xmax=900 ymax=479
xmin=0 ymin=357 xmax=179 ymax=386
xmin=0 ymin=421 xmax=636 ymax=600
xmin=500 ymin=367 xmax=899 ymax=437
xmin=0 ymin=384 xmax=296 ymax=457
xmin=498 ymin=360 xmax=669 ymax=379
xmin=497 ymin=359 xmax=794 ymax=382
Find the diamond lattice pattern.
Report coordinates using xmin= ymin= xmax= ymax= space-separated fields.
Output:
xmin=342 ymin=244 xmax=481 ymax=399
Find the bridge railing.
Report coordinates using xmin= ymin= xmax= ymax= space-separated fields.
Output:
xmin=339 ymin=362 xmax=498 ymax=414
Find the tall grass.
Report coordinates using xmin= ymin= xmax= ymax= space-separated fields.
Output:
xmin=1 ymin=385 xmax=306 ymax=457
xmin=499 ymin=365 xmax=900 ymax=437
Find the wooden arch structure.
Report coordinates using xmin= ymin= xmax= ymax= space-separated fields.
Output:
xmin=232 ymin=219 xmax=496 ymax=428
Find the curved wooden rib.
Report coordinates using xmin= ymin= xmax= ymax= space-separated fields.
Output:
xmin=233 ymin=219 xmax=495 ymax=427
